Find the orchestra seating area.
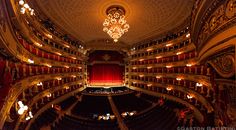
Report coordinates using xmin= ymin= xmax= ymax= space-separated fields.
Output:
xmin=29 ymin=108 xmax=58 ymax=130
xmin=58 ymin=96 xmax=78 ymax=110
xmin=52 ymin=115 xmax=119 ymax=130
xmin=139 ymin=93 xmax=159 ymax=103
xmin=124 ymin=105 xmax=178 ymax=130
xmin=27 ymin=90 xmax=200 ymax=130
xmin=112 ymin=93 xmax=152 ymax=113
xmin=71 ymin=95 xmax=113 ymax=118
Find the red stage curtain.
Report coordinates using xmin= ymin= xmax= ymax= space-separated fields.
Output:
xmin=89 ymin=64 xmax=124 ymax=84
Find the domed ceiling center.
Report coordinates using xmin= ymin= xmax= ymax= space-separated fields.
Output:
xmin=33 ymin=0 xmax=193 ymax=48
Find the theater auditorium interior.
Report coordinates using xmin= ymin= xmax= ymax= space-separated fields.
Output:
xmin=0 ymin=0 xmax=235 ymax=130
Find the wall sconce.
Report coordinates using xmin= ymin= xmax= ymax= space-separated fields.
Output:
xmin=187 ymin=94 xmax=193 ymax=99
xmin=17 ymin=101 xmax=28 ymax=115
xmin=27 ymin=59 xmax=34 ymax=64
xmin=196 ymin=83 xmax=203 ymax=87
xmin=176 ymin=78 xmax=182 ymax=81
xmin=166 ymin=87 xmax=172 ymax=91
xmin=36 ymin=82 xmax=43 ymax=86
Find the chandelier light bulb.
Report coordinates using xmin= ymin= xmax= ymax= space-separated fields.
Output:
xmin=18 ymin=108 xmax=24 ymax=115
xmin=20 ymin=7 xmax=26 ymax=14
xmin=24 ymin=105 xmax=28 ymax=110
xmin=24 ymin=3 xmax=29 ymax=9
xmin=103 ymin=6 xmax=129 ymax=42
xmin=19 ymin=0 xmax=24 ymax=5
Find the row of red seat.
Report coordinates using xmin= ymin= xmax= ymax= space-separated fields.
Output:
xmin=133 ymin=27 xmax=189 ymax=51
xmin=130 ymin=76 xmax=212 ymax=98
xmin=16 ymin=32 xmax=82 ymax=64
xmin=131 ymin=51 xmax=196 ymax=65
xmin=35 ymin=16 xmax=81 ymax=48
xmin=12 ymin=64 xmax=81 ymax=82
xmin=132 ymin=84 xmax=209 ymax=114
xmin=131 ymin=39 xmax=190 ymax=58
xmin=21 ymin=77 xmax=82 ymax=103
xmin=24 ymin=77 xmax=82 ymax=95
xmin=31 ymin=84 xmax=82 ymax=113
xmin=30 ymin=25 xmax=82 ymax=57
xmin=0 ymin=59 xmax=82 ymax=85
xmin=0 ymin=58 xmax=82 ymax=111
xmin=131 ymin=65 xmax=210 ymax=76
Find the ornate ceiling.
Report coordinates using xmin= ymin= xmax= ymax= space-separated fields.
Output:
xmin=33 ymin=0 xmax=193 ymax=48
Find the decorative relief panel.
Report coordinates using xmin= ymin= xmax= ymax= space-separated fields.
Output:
xmin=208 ymin=53 xmax=235 ymax=78
xmin=225 ymin=0 xmax=236 ymax=18
xmin=198 ymin=0 xmax=236 ymax=48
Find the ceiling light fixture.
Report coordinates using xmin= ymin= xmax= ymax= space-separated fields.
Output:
xmin=103 ymin=5 xmax=130 ymax=42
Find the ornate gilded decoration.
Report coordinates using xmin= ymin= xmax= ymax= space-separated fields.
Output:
xmin=225 ymin=0 xmax=236 ymax=18
xmin=209 ymin=5 xmax=224 ymax=31
xmin=198 ymin=0 xmax=236 ymax=46
xmin=0 ymin=1 xmax=6 ymax=32
xmin=208 ymin=53 xmax=235 ymax=78
xmin=192 ymin=0 xmax=236 ymax=50
xmin=102 ymin=54 xmax=111 ymax=61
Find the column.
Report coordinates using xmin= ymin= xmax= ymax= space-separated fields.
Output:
xmin=201 ymin=86 xmax=204 ymax=94
xmin=34 ymin=85 xmax=39 ymax=93
xmin=35 ymin=102 xmax=38 ymax=109
xmin=22 ymin=91 xmax=26 ymax=101
xmin=29 ymin=87 xmax=33 ymax=96
xmin=207 ymin=89 xmax=210 ymax=97
xmin=41 ymin=98 xmax=44 ymax=105
xmin=201 ymin=66 xmax=204 ymax=75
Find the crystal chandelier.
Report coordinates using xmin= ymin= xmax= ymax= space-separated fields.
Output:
xmin=103 ymin=6 xmax=130 ymax=42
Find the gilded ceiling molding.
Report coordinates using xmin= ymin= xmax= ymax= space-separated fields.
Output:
xmin=208 ymin=52 xmax=235 ymax=78
xmin=30 ymin=0 xmax=193 ymax=47
xmin=128 ymin=86 xmax=205 ymax=123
